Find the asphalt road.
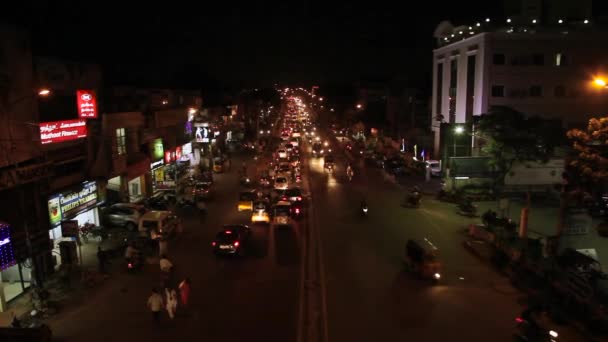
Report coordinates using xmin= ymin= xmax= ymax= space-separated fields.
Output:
xmin=306 ymin=140 xmax=526 ymax=342
xmin=45 ymin=153 xmax=301 ymax=342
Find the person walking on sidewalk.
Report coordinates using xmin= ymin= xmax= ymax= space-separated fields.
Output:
xmin=179 ymin=277 xmax=191 ymax=308
xmin=147 ymin=288 xmax=164 ymax=326
xmin=165 ymin=288 xmax=178 ymax=319
xmin=97 ymin=246 xmax=108 ymax=274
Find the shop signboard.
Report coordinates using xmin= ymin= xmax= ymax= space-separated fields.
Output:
xmin=150 ymin=138 xmax=164 ymax=161
xmin=40 ymin=119 xmax=87 ymax=145
xmin=150 ymin=159 xmax=164 ymax=170
xmin=76 ymin=90 xmax=98 ymax=118
xmin=194 ymin=122 xmax=210 ymax=143
xmin=164 ymin=150 xmax=175 ymax=164
xmin=47 ymin=181 xmax=98 ymax=226
xmin=61 ymin=220 xmax=79 ymax=238
xmin=182 ymin=143 xmax=192 ymax=155
xmin=0 ymin=222 xmax=16 ymax=271
xmin=175 ymin=146 xmax=182 ymax=160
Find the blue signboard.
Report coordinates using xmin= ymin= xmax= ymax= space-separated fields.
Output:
xmin=0 ymin=222 xmax=16 ymax=271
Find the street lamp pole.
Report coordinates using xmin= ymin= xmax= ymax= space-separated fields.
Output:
xmin=453 ymin=125 xmax=464 ymax=157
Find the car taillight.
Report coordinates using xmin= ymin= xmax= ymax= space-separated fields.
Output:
xmin=515 ymin=317 xmax=524 ymax=323
xmin=295 ymin=208 xmax=300 ymax=214
xmin=128 ymin=263 xmax=133 ymax=269
xmin=212 ymin=241 xmax=216 ymax=246
xmin=297 ymin=196 xmax=302 ymax=201
xmin=234 ymin=241 xmax=240 ymax=247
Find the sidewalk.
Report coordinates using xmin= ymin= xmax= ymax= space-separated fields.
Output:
xmin=0 ymin=232 xmax=126 ymax=327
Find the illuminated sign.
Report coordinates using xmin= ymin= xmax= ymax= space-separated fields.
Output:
xmin=0 ymin=223 xmax=16 ymax=270
xmin=40 ymin=119 xmax=87 ymax=145
xmin=164 ymin=150 xmax=175 ymax=164
xmin=77 ymin=90 xmax=98 ymax=118
xmin=175 ymin=146 xmax=182 ymax=160
xmin=48 ymin=181 xmax=98 ymax=226
xmin=150 ymin=160 xmax=164 ymax=170
xmin=150 ymin=139 xmax=164 ymax=161
xmin=182 ymin=143 xmax=192 ymax=155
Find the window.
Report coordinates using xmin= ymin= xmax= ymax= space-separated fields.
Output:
xmin=532 ymin=54 xmax=544 ymax=66
xmin=530 ymin=85 xmax=542 ymax=97
xmin=493 ymin=54 xmax=505 ymax=65
xmin=555 ymin=53 xmax=567 ymax=66
xmin=449 ymin=59 xmax=458 ymax=119
xmin=491 ymin=85 xmax=504 ymax=97
xmin=115 ymin=128 xmax=126 ymax=156
xmin=435 ymin=63 xmax=443 ymax=116
xmin=554 ymin=85 xmax=566 ymax=98
xmin=465 ymin=55 xmax=476 ymax=117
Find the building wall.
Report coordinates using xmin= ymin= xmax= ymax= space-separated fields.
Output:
xmin=0 ymin=26 xmax=41 ymax=168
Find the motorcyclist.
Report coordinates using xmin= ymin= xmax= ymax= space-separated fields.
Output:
xmin=346 ymin=164 xmax=354 ymax=180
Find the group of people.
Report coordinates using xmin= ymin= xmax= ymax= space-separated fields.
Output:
xmin=147 ymin=277 xmax=191 ymax=324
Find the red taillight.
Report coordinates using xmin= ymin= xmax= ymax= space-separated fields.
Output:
xmin=128 ymin=263 xmax=133 ymax=269
xmin=212 ymin=241 xmax=216 ymax=246
xmin=515 ymin=317 xmax=524 ymax=323
xmin=297 ymin=196 xmax=302 ymax=201
xmin=225 ymin=231 xmax=232 ymax=234
xmin=295 ymin=208 xmax=300 ymax=214
xmin=282 ymin=196 xmax=287 ymax=201
xmin=234 ymin=241 xmax=240 ymax=247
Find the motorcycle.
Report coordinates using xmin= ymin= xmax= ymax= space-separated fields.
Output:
xmin=515 ymin=316 xmax=558 ymax=341
xmin=457 ymin=202 xmax=477 ymax=217
xmin=402 ymin=192 xmax=421 ymax=208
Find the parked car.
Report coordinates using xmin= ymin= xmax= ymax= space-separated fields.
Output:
xmin=425 ymin=160 xmax=442 ymax=177
xmin=102 ymin=203 xmax=146 ymax=231
xmin=138 ymin=210 xmax=180 ymax=239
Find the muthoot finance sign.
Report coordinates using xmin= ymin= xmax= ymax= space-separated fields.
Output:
xmin=40 ymin=119 xmax=88 ymax=145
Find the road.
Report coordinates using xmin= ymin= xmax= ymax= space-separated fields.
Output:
xmin=46 ymin=153 xmax=302 ymax=342
xmin=306 ymin=141 xmax=525 ymax=342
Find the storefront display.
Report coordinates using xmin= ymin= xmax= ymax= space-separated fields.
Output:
xmin=128 ymin=176 xmax=144 ymax=203
xmin=47 ymin=181 xmax=102 ymax=267
xmin=0 ymin=222 xmax=29 ymax=307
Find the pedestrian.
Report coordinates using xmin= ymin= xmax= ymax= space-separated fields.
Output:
xmin=165 ymin=288 xmax=178 ymax=319
xmin=147 ymin=288 xmax=164 ymax=326
xmin=97 ymin=246 xmax=107 ymax=274
xmin=160 ymin=254 xmax=174 ymax=287
xmin=178 ymin=277 xmax=191 ymax=307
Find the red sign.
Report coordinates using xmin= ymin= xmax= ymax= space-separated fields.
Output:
xmin=40 ymin=119 xmax=88 ymax=145
xmin=175 ymin=146 xmax=182 ymax=160
xmin=164 ymin=151 xmax=174 ymax=164
xmin=77 ymin=90 xmax=98 ymax=118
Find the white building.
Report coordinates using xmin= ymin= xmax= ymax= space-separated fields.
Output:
xmin=431 ymin=19 xmax=608 ymax=157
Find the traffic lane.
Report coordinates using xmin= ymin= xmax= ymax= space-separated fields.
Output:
xmin=46 ymin=153 xmax=300 ymax=342
xmin=308 ymin=159 xmax=522 ymax=342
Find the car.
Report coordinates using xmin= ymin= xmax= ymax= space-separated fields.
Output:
xmin=323 ymin=155 xmax=335 ymax=172
xmin=290 ymin=155 xmax=300 ymax=168
xmin=211 ymin=225 xmax=251 ymax=256
xmin=291 ymin=129 xmax=301 ymax=138
xmin=138 ymin=210 xmax=180 ymax=239
xmin=273 ymin=201 xmax=294 ymax=227
xmin=251 ymin=201 xmax=271 ymax=224
xmin=274 ymin=176 xmax=288 ymax=190
xmin=281 ymin=133 xmax=290 ymax=141
xmin=277 ymin=149 xmax=288 ymax=159
xmin=259 ymin=176 xmax=272 ymax=188
xmin=102 ymin=203 xmax=146 ymax=231
xmin=425 ymin=160 xmax=441 ymax=177
xmin=237 ymin=191 xmax=257 ymax=211
xmin=284 ymin=188 xmax=303 ymax=203
xmin=277 ymin=163 xmax=292 ymax=176
xmin=284 ymin=143 xmax=294 ymax=153
xmin=290 ymin=138 xmax=299 ymax=147
xmin=192 ymin=182 xmax=212 ymax=199
xmin=312 ymin=142 xmax=322 ymax=157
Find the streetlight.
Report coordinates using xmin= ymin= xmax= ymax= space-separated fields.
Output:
xmin=594 ymin=77 xmax=607 ymax=88
xmin=38 ymin=88 xmax=51 ymax=96
xmin=453 ymin=126 xmax=464 ymax=156
xmin=188 ymin=107 xmax=197 ymax=115
xmin=356 ymin=103 xmax=362 ymax=109
xmin=319 ymin=97 xmax=324 ymax=101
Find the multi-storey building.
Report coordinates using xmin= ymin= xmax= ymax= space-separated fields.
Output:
xmin=431 ymin=13 xmax=608 ymax=158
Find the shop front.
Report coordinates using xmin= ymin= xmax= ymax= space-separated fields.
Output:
xmin=47 ymin=181 xmax=101 ymax=267
xmin=0 ymin=222 xmax=31 ymax=310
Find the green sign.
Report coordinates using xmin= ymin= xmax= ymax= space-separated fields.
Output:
xmin=151 ymin=138 xmax=164 ymax=161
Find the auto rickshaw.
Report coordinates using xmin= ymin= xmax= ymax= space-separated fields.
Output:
xmin=213 ymin=157 xmax=225 ymax=173
xmin=405 ymin=238 xmax=442 ymax=282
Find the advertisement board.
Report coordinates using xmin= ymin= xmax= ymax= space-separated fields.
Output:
xmin=0 ymin=222 xmax=16 ymax=271
xmin=76 ymin=90 xmax=98 ymax=118
xmin=150 ymin=138 xmax=164 ymax=161
xmin=40 ymin=119 xmax=88 ymax=145
xmin=182 ymin=143 xmax=192 ymax=155
xmin=48 ymin=181 xmax=98 ymax=226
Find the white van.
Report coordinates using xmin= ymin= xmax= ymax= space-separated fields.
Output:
xmin=138 ymin=210 xmax=180 ymax=239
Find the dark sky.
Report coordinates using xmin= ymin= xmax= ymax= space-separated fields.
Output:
xmin=4 ymin=1 xmax=505 ymax=88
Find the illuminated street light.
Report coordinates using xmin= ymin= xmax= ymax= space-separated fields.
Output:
xmin=584 ymin=19 xmax=589 ymax=24
xmin=319 ymin=97 xmax=323 ymax=101
xmin=558 ymin=19 xmax=563 ymax=24
xmin=453 ymin=126 xmax=464 ymax=156
xmin=188 ymin=107 xmax=197 ymax=115
xmin=38 ymin=88 xmax=51 ymax=96
xmin=506 ymin=18 xmax=511 ymax=23
xmin=356 ymin=104 xmax=363 ymax=109
xmin=594 ymin=78 xmax=607 ymax=87
xmin=532 ymin=19 xmax=537 ymax=24
xmin=485 ymin=18 xmax=490 ymax=22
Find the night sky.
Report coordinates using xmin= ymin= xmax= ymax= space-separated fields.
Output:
xmin=0 ymin=1 xmax=533 ymax=88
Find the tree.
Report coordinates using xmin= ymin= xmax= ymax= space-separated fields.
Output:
xmin=476 ymin=106 xmax=558 ymax=187
xmin=566 ymin=117 xmax=608 ymax=192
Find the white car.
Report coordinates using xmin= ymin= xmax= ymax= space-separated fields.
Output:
xmin=274 ymin=176 xmax=289 ymax=190
xmin=277 ymin=149 xmax=288 ymax=159
xmin=290 ymin=138 xmax=299 ymax=147
xmin=426 ymin=160 xmax=441 ymax=177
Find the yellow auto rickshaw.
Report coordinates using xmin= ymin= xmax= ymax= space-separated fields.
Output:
xmin=405 ymin=238 xmax=442 ymax=282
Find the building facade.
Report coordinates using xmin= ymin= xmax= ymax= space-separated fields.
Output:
xmin=431 ymin=19 xmax=608 ymax=158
